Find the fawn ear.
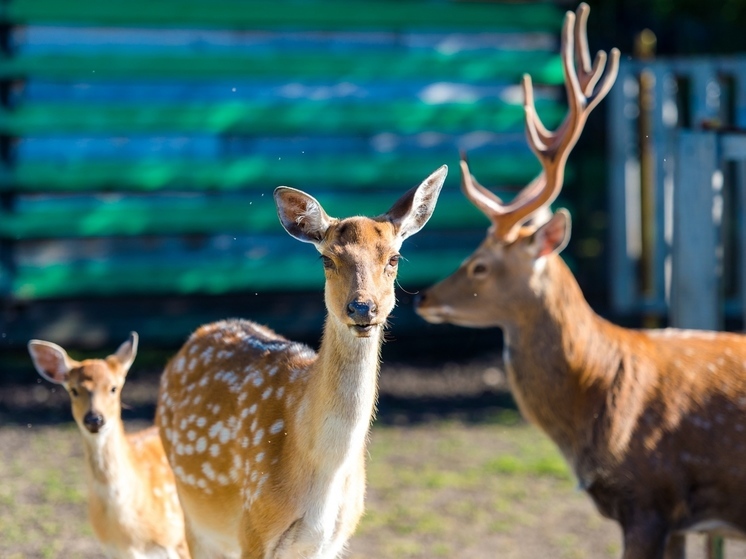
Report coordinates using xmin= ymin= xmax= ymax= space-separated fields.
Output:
xmin=386 ymin=165 xmax=447 ymax=241
xmin=112 ymin=331 xmax=138 ymax=374
xmin=274 ymin=187 xmax=335 ymax=246
xmin=529 ymin=209 xmax=571 ymax=258
xmin=28 ymin=340 xmax=76 ymax=385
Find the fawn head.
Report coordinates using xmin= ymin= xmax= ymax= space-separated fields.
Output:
xmin=416 ymin=3 xmax=618 ymax=328
xmin=275 ymin=165 xmax=447 ymax=337
xmin=28 ymin=333 xmax=138 ymax=434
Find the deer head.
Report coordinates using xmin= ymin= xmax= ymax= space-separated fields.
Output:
xmin=28 ymin=333 xmax=139 ymax=434
xmin=275 ymin=165 xmax=447 ymax=338
xmin=416 ymin=3 xmax=618 ymax=329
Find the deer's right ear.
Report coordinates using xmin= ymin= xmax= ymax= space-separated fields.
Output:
xmin=274 ymin=187 xmax=334 ymax=246
xmin=28 ymin=340 xmax=75 ymax=385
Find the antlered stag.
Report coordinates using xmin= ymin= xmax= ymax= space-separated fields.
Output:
xmin=416 ymin=4 xmax=746 ymax=558
xmin=156 ymin=166 xmax=446 ymax=558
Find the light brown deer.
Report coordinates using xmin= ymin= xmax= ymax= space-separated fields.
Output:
xmin=28 ymin=332 xmax=190 ymax=559
xmin=417 ymin=4 xmax=746 ymax=558
xmin=155 ymin=166 xmax=446 ymax=558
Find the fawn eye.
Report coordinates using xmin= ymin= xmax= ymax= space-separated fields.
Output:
xmin=388 ymin=255 xmax=400 ymax=267
xmin=321 ymin=256 xmax=334 ymax=269
xmin=110 ymin=386 xmax=117 ymax=394
xmin=70 ymin=387 xmax=79 ymax=397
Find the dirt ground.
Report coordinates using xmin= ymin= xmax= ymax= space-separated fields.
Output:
xmin=1 ymin=355 xmax=744 ymax=558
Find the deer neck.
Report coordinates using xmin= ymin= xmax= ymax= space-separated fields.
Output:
xmin=80 ymin=419 xmax=138 ymax=495
xmin=502 ymin=256 xmax=619 ymax=459
xmin=293 ymin=316 xmax=381 ymax=469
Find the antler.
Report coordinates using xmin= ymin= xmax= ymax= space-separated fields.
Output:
xmin=461 ymin=2 xmax=620 ymax=240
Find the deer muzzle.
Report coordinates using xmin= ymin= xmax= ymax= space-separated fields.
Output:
xmin=83 ymin=410 xmax=105 ymax=434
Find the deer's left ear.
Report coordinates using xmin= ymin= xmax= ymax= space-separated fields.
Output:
xmin=529 ymin=209 xmax=571 ymax=258
xmin=111 ymin=331 xmax=138 ymax=374
xmin=274 ymin=186 xmax=335 ymax=246
xmin=386 ymin=165 xmax=447 ymax=241
xmin=28 ymin=340 xmax=76 ymax=385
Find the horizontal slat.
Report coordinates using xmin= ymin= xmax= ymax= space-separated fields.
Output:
xmin=0 ymin=99 xmax=565 ymax=137
xmin=1 ymin=1 xmax=562 ymax=31
xmin=0 ymin=189 xmax=493 ymax=239
xmin=12 ymin=244 xmax=475 ymax=299
xmin=0 ymin=152 xmax=545 ymax=193
xmin=13 ymin=133 xmax=535 ymax=162
xmin=17 ymin=80 xmax=555 ymax=104
xmin=0 ymin=50 xmax=563 ymax=82
xmin=13 ymin=26 xmax=556 ymax=55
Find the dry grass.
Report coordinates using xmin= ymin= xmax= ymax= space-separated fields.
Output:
xmin=1 ymin=366 xmax=743 ymax=558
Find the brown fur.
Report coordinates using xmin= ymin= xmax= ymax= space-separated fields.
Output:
xmin=28 ymin=335 xmax=189 ymax=559
xmin=418 ymin=228 xmax=746 ymax=558
xmin=156 ymin=168 xmax=446 ymax=558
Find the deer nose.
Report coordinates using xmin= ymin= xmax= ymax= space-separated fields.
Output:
xmin=83 ymin=411 xmax=105 ymax=433
xmin=347 ymin=300 xmax=377 ymax=322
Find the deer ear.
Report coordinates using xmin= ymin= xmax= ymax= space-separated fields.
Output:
xmin=386 ymin=165 xmax=447 ymax=241
xmin=112 ymin=331 xmax=138 ymax=374
xmin=28 ymin=340 xmax=76 ymax=385
xmin=274 ymin=187 xmax=335 ymax=246
xmin=530 ymin=209 xmax=571 ymax=258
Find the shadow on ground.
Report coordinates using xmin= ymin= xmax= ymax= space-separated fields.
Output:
xmin=0 ymin=353 xmax=514 ymax=427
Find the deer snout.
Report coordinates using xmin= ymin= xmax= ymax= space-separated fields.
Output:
xmin=413 ymin=288 xmax=449 ymax=324
xmin=347 ymin=300 xmax=377 ymax=324
xmin=83 ymin=411 xmax=105 ymax=433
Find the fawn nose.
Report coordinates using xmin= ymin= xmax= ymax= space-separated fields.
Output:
xmin=83 ymin=411 xmax=105 ymax=433
xmin=347 ymin=300 xmax=377 ymax=323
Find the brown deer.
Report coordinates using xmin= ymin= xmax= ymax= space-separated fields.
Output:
xmin=28 ymin=332 xmax=190 ymax=559
xmin=417 ymin=4 xmax=746 ymax=559
xmin=155 ymin=166 xmax=446 ymax=558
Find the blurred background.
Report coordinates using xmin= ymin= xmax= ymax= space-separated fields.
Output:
xmin=1 ymin=0 xmax=746 ymax=374
xmin=4 ymin=1 xmax=746 ymax=557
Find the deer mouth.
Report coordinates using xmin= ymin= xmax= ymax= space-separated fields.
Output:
xmin=415 ymin=304 xmax=450 ymax=324
xmin=351 ymin=323 xmax=378 ymax=337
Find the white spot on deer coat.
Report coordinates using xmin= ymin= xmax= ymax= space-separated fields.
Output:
xmin=202 ymin=462 xmax=216 ymax=481
xmin=253 ymin=429 xmax=265 ymax=446
xmin=270 ymin=420 xmax=284 ymax=435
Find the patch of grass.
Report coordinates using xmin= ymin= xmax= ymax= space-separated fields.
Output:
xmin=2 ymin=417 xmax=625 ymax=559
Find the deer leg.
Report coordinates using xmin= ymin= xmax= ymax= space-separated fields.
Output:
xmin=621 ymin=514 xmax=669 ymax=559
xmin=663 ymin=533 xmax=686 ymax=559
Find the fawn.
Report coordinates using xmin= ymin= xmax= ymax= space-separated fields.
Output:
xmin=28 ymin=332 xmax=190 ymax=559
xmin=156 ymin=166 xmax=446 ymax=558
xmin=417 ymin=5 xmax=746 ymax=558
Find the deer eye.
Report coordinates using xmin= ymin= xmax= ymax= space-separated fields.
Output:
xmin=110 ymin=386 xmax=117 ymax=394
xmin=321 ymin=256 xmax=334 ymax=270
xmin=70 ymin=387 xmax=79 ymax=397
xmin=388 ymin=255 xmax=400 ymax=268
xmin=471 ymin=262 xmax=488 ymax=278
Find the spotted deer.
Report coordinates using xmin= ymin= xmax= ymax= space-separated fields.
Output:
xmin=28 ymin=332 xmax=190 ymax=559
xmin=417 ymin=4 xmax=746 ymax=558
xmin=155 ymin=166 xmax=446 ymax=558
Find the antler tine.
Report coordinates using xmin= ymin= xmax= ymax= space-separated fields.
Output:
xmin=488 ymin=4 xmax=617 ymax=239
xmin=523 ymin=10 xmax=580 ymax=149
xmin=460 ymin=158 xmax=505 ymax=219
xmin=461 ymin=4 xmax=618 ymax=240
